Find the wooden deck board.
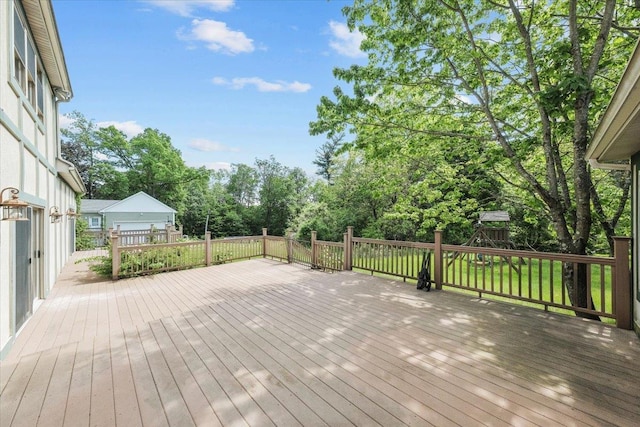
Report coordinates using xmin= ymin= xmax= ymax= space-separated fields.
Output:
xmin=217 ymin=287 xmax=535 ymax=426
xmin=247 ymin=278 xmax=599 ymax=424
xmin=37 ymin=342 xmax=77 ymax=427
xmin=1 ymin=254 xmax=639 ymax=426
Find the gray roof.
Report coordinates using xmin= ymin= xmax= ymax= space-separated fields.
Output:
xmin=478 ymin=211 xmax=510 ymax=222
xmin=80 ymin=199 xmax=119 ymax=214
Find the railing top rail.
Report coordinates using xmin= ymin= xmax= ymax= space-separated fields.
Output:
xmin=316 ymin=240 xmax=343 ymax=248
xmin=352 ymin=237 xmax=435 ymax=249
xmin=264 ymin=235 xmax=286 ymax=241
xmin=119 ymin=240 xmax=205 ymax=251
xmin=212 ymin=236 xmax=263 ymax=242
xmin=441 ymin=244 xmax=616 ymax=265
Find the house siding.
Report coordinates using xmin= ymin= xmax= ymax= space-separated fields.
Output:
xmin=633 ymin=152 xmax=639 ymax=333
xmin=105 ymin=212 xmax=173 ymax=231
xmin=0 ymin=0 xmax=80 ymax=358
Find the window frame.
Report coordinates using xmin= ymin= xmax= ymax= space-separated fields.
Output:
xmin=12 ymin=2 xmax=46 ymax=120
xmin=89 ymin=217 xmax=102 ymax=229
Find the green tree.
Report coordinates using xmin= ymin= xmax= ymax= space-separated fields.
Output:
xmin=313 ymin=133 xmax=344 ymax=183
xmin=254 ymin=157 xmax=311 ymax=236
xmin=311 ymin=0 xmax=639 ymax=316
xmin=61 ymin=111 xmax=100 ymax=198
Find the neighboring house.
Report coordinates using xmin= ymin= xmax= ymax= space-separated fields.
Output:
xmin=82 ymin=198 xmax=118 ymax=229
xmin=0 ymin=0 xmax=85 ymax=358
xmin=588 ymin=40 xmax=640 ymax=336
xmin=81 ymin=192 xmax=177 ymax=244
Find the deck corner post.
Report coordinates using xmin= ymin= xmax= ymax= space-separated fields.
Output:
xmin=311 ymin=231 xmax=317 ymax=268
xmin=345 ymin=226 xmax=353 ymax=271
xmin=434 ymin=230 xmax=443 ymax=290
xmin=111 ymin=234 xmax=120 ymax=280
xmin=205 ymin=231 xmax=212 ymax=266
xmin=262 ymin=228 xmax=268 ymax=258
xmin=613 ymin=236 xmax=632 ymax=329
xmin=287 ymin=231 xmax=294 ymax=264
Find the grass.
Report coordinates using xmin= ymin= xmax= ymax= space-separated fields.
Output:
xmin=353 ymin=250 xmax=615 ymax=321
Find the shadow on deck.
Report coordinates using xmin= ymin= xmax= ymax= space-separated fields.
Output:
xmin=1 ymin=251 xmax=639 ymax=426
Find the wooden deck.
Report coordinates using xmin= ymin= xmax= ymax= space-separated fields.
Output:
xmin=1 ymin=252 xmax=639 ymax=427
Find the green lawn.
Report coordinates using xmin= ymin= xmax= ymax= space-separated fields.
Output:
xmin=353 ymin=250 xmax=614 ymax=320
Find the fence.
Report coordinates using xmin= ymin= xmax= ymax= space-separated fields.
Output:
xmin=109 ymin=225 xmax=183 ymax=246
xmin=349 ymin=228 xmax=631 ymax=330
xmin=109 ymin=226 xmax=632 ymax=329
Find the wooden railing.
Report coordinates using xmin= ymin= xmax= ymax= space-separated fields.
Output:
xmin=110 ymin=225 xmax=183 ymax=246
xmin=351 ymin=237 xmax=435 ymax=279
xmin=112 ymin=232 xmax=262 ymax=278
xmin=347 ymin=228 xmax=631 ymax=329
xmin=211 ymin=236 xmax=263 ymax=264
xmin=109 ymin=226 xmax=632 ymax=329
xmin=116 ymin=240 xmax=207 ymax=277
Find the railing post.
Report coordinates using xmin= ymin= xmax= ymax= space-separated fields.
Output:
xmin=434 ymin=230 xmax=443 ymax=290
xmin=205 ymin=231 xmax=211 ymax=266
xmin=613 ymin=236 xmax=632 ymax=329
xmin=345 ymin=226 xmax=353 ymax=271
xmin=111 ymin=234 xmax=120 ymax=280
xmin=311 ymin=231 xmax=317 ymax=268
xmin=287 ymin=232 xmax=294 ymax=264
xmin=343 ymin=232 xmax=348 ymax=270
xmin=262 ymin=228 xmax=268 ymax=258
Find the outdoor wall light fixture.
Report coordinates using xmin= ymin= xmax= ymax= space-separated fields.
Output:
xmin=66 ymin=208 xmax=80 ymax=218
xmin=0 ymin=187 xmax=29 ymax=221
xmin=49 ymin=206 xmax=63 ymax=223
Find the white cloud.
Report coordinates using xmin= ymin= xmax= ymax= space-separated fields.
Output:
xmin=58 ymin=114 xmax=74 ymax=130
xmin=188 ymin=138 xmax=239 ymax=152
xmin=97 ymin=120 xmax=144 ymax=139
xmin=328 ymin=21 xmax=366 ymax=58
xmin=213 ymin=77 xmax=312 ymax=93
xmin=145 ymin=0 xmax=234 ymax=17
xmin=179 ymin=19 xmax=254 ymax=55
xmin=189 ymin=161 xmax=232 ymax=171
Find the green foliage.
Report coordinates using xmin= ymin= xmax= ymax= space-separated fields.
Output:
xmin=62 ymin=112 xmax=212 ymax=222
xmin=86 ymin=244 xmax=112 ymax=277
xmin=74 ymin=217 xmax=95 ymax=251
xmin=310 ymin=0 xmax=639 ymax=254
xmin=313 ymin=133 xmax=344 ymax=183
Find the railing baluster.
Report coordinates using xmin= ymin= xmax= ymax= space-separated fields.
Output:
xmin=549 ymin=260 xmax=554 ymax=304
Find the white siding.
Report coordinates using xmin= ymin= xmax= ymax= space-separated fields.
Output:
xmin=0 ymin=0 xmax=79 ymax=358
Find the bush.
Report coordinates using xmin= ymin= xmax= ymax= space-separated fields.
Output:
xmin=75 ymin=218 xmax=96 ymax=250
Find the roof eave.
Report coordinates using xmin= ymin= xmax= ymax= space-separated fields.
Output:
xmin=21 ymin=0 xmax=73 ymax=100
xmin=56 ymin=158 xmax=86 ymax=194
xmin=588 ymin=39 xmax=640 ymax=165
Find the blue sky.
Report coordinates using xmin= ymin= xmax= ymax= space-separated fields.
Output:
xmin=53 ymin=0 xmax=364 ymax=175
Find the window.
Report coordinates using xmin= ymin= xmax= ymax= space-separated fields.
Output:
xmin=26 ymin=40 xmax=36 ymax=106
xmin=13 ymin=4 xmax=45 ymax=119
xmin=89 ymin=217 xmax=101 ymax=229
xmin=37 ymin=68 xmax=44 ymax=118
xmin=13 ymin=10 xmax=26 ymax=91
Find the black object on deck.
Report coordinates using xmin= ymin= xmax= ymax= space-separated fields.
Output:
xmin=417 ymin=252 xmax=431 ymax=291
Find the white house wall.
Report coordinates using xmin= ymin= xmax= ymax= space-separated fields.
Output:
xmin=0 ymin=0 xmax=79 ymax=358
xmin=102 ymin=192 xmax=177 ymax=214
xmin=633 ymin=153 xmax=639 ymax=333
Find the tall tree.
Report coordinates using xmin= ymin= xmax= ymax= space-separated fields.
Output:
xmin=310 ymin=0 xmax=639 ymax=316
xmin=60 ymin=111 xmax=99 ymax=198
xmin=313 ymin=133 xmax=344 ymax=183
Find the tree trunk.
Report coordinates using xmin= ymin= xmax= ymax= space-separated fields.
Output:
xmin=562 ymin=262 xmax=600 ymax=320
